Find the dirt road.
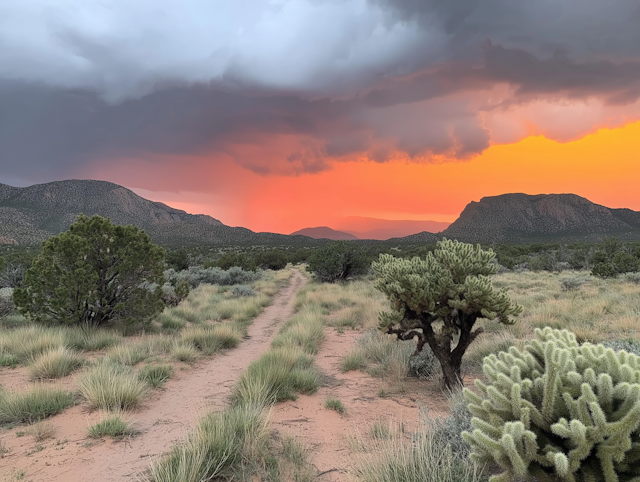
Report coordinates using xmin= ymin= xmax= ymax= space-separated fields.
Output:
xmin=0 ymin=269 xmax=307 ymax=482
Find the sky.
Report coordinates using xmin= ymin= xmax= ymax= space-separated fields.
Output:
xmin=1 ymin=0 xmax=639 ymax=234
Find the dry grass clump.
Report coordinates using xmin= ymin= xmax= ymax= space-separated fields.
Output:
xmin=0 ymin=385 xmax=75 ymax=424
xmin=180 ymin=324 xmax=243 ymax=355
xmin=77 ymin=362 xmax=149 ymax=411
xmin=340 ymin=330 xmax=415 ymax=381
xmin=352 ymin=422 xmax=483 ymax=482
xmin=170 ymin=341 xmax=199 ymax=363
xmin=28 ymin=347 xmax=85 ymax=380
xmin=25 ymin=421 xmax=57 ymax=441
xmin=271 ymin=307 xmax=325 ymax=354
xmin=0 ymin=325 xmax=67 ymax=362
xmin=88 ymin=413 xmax=135 ymax=438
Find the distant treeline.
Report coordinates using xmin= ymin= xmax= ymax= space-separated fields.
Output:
xmin=3 ymin=237 xmax=640 ymax=289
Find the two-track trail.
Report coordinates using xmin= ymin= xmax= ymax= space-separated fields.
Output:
xmin=0 ymin=269 xmax=307 ymax=482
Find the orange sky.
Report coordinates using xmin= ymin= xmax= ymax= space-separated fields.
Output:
xmin=120 ymin=120 xmax=640 ymax=234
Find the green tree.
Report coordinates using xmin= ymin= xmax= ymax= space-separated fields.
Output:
xmin=214 ymin=252 xmax=257 ymax=271
xmin=255 ymin=250 xmax=288 ymax=270
xmin=372 ymin=239 xmax=521 ymax=390
xmin=166 ymin=248 xmax=189 ymax=271
xmin=612 ymin=251 xmax=640 ymax=273
xmin=306 ymin=241 xmax=369 ymax=282
xmin=14 ymin=215 xmax=165 ymax=328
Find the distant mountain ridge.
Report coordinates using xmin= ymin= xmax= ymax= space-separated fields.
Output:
xmin=0 ymin=180 xmax=314 ymax=246
xmin=399 ymin=193 xmax=640 ymax=243
xmin=333 ymin=216 xmax=450 ymax=240
xmin=290 ymin=226 xmax=359 ymax=240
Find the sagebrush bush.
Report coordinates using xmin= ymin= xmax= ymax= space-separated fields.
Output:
xmin=601 ymin=338 xmax=640 ymax=356
xmin=463 ymin=327 xmax=640 ymax=482
xmin=78 ymin=362 xmax=150 ymax=411
xmin=0 ymin=386 xmax=75 ymax=424
xmin=28 ymin=347 xmax=85 ymax=380
xmin=165 ymin=266 xmax=261 ymax=289
xmin=231 ymin=285 xmax=257 ymax=297
xmin=559 ymin=275 xmax=588 ymax=291
xmin=621 ymin=272 xmax=640 ymax=284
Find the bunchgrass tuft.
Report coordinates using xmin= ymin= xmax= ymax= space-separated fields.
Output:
xmin=105 ymin=343 xmax=150 ymax=366
xmin=170 ymin=341 xmax=199 ymax=363
xmin=88 ymin=414 xmax=134 ymax=438
xmin=78 ymin=362 xmax=149 ymax=411
xmin=233 ymin=347 xmax=320 ymax=404
xmin=0 ymin=352 xmax=19 ymax=367
xmin=27 ymin=347 xmax=85 ymax=380
xmin=138 ymin=364 xmax=173 ymax=388
xmin=324 ymin=398 xmax=346 ymax=414
xmin=147 ymin=403 xmax=270 ymax=482
xmin=180 ymin=324 xmax=242 ymax=355
xmin=25 ymin=421 xmax=57 ymax=441
xmin=0 ymin=385 xmax=75 ymax=424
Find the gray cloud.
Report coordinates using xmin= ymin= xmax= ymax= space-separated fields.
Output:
xmin=1 ymin=0 xmax=640 ymax=185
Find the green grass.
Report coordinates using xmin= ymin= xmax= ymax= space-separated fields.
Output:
xmin=77 ymin=362 xmax=150 ymax=411
xmin=147 ymin=403 xmax=271 ymax=482
xmin=180 ymin=324 xmax=242 ymax=355
xmin=324 ymin=398 xmax=346 ymax=414
xmin=138 ymin=364 xmax=173 ymax=388
xmin=27 ymin=347 xmax=85 ymax=380
xmin=0 ymin=352 xmax=19 ymax=367
xmin=88 ymin=414 xmax=134 ymax=438
xmin=271 ymin=307 xmax=325 ymax=354
xmin=0 ymin=386 xmax=75 ymax=424
xmin=170 ymin=341 xmax=199 ymax=363
xmin=233 ymin=347 xmax=320 ymax=404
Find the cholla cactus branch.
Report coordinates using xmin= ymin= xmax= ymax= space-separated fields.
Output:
xmin=372 ymin=239 xmax=521 ymax=389
xmin=463 ymin=327 xmax=640 ymax=482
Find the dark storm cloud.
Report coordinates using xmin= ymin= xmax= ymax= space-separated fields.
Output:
xmin=1 ymin=0 xmax=640 ymax=182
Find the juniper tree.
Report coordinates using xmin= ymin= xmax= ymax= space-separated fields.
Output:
xmin=463 ymin=328 xmax=640 ymax=482
xmin=14 ymin=215 xmax=165 ymax=328
xmin=307 ymin=241 xmax=369 ymax=283
xmin=372 ymin=239 xmax=521 ymax=389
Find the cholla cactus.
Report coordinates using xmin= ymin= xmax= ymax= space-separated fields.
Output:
xmin=462 ymin=327 xmax=640 ymax=482
xmin=373 ymin=238 xmax=521 ymax=389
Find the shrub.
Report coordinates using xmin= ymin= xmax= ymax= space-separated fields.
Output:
xmin=138 ymin=364 xmax=173 ymax=388
xmin=255 ymin=250 xmax=288 ymax=270
xmin=592 ymin=261 xmax=617 ymax=278
xmin=0 ymin=287 xmax=14 ymax=317
xmin=559 ymin=275 xmax=588 ymax=291
xmin=231 ymin=285 xmax=257 ymax=297
xmin=78 ymin=362 xmax=150 ymax=411
xmin=28 ymin=347 xmax=85 ymax=380
xmin=0 ymin=263 xmax=26 ymax=288
xmin=463 ymin=327 xmax=640 ymax=482
xmin=166 ymin=248 xmax=190 ymax=271
xmin=0 ymin=386 xmax=75 ymax=424
xmin=88 ymin=414 xmax=134 ymax=438
xmin=14 ymin=215 xmax=165 ymax=329
xmin=214 ymin=252 xmax=257 ymax=271
xmin=601 ymin=338 xmax=640 ymax=356
xmin=306 ymin=241 xmax=369 ymax=283
xmin=421 ymin=391 xmax=473 ymax=458
xmin=621 ymin=272 xmax=640 ymax=284
xmin=407 ymin=347 xmax=438 ymax=380
xmin=166 ymin=266 xmax=260 ymax=288
xmin=373 ymin=239 xmax=522 ymax=389
xmin=26 ymin=421 xmax=57 ymax=441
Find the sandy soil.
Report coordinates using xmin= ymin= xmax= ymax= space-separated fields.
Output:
xmin=271 ymin=328 xmax=451 ymax=481
xmin=0 ymin=270 xmax=306 ymax=482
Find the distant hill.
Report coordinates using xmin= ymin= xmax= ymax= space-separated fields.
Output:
xmin=398 ymin=193 xmax=640 ymax=243
xmin=290 ymin=226 xmax=358 ymax=240
xmin=333 ymin=216 xmax=450 ymax=240
xmin=0 ymin=180 xmax=316 ymax=246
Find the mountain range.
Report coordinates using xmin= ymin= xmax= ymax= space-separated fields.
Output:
xmin=290 ymin=227 xmax=359 ymax=240
xmin=1 ymin=180 xmax=640 ymax=246
xmin=0 ymin=180 xmax=314 ymax=246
